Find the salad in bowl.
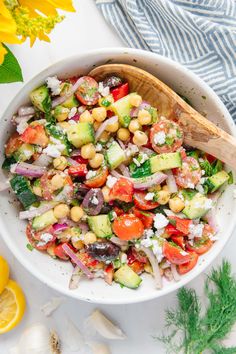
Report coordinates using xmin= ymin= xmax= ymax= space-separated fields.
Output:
xmin=2 ymin=72 xmax=232 ymax=290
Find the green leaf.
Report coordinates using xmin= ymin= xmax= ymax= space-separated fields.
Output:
xmin=0 ymin=45 xmax=23 ymax=83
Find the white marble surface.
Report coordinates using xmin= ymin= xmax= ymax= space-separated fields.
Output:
xmin=0 ymin=1 xmax=236 ymax=353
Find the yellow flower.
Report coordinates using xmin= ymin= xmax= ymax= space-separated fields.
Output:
xmin=0 ymin=0 xmax=21 ymax=62
xmin=0 ymin=0 xmax=75 ymax=64
xmin=19 ymin=0 xmax=75 ymax=17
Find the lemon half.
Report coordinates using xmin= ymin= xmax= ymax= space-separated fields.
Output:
xmin=0 ymin=256 xmax=9 ymax=294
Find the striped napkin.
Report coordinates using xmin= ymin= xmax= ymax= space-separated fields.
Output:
xmin=96 ymin=0 xmax=236 ymax=122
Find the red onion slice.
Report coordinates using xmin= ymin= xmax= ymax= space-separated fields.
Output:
xmin=52 ymin=77 xmax=84 ymax=108
xmin=33 ymin=154 xmax=52 ymax=167
xmin=139 ymin=246 xmax=162 ymax=289
xmin=110 ymin=236 xmax=128 ymax=247
xmin=78 ymin=221 xmax=89 ymax=234
xmin=110 ymin=170 xmax=167 ymax=189
xmin=204 ymin=209 xmax=219 ymax=232
xmin=170 ymin=263 xmax=180 ymax=282
xmin=70 ymin=149 xmax=81 ymax=157
xmin=11 ymin=163 xmax=46 ymax=178
xmin=53 ymin=223 xmax=69 ymax=234
xmin=95 ymin=116 xmax=118 ymax=141
xmin=81 ymin=188 xmax=104 ymax=216
xmin=166 ymin=170 xmax=178 ymax=193
xmin=67 ymin=157 xmax=79 ymax=166
xmin=13 ymin=114 xmax=34 ymax=124
xmin=119 ymin=164 xmax=130 ymax=177
xmin=62 ymin=244 xmax=94 ymax=279
xmin=19 ymin=201 xmax=58 ymax=220
xmin=117 ymin=139 xmax=126 ymax=150
xmin=140 ymin=147 xmax=154 ymax=156
xmin=130 ymin=107 xmax=139 ymax=118
xmin=18 ymin=106 xmax=35 ymax=116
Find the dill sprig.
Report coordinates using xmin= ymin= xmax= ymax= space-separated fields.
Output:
xmin=158 ymin=261 xmax=236 ymax=354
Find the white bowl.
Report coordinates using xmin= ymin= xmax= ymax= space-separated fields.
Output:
xmin=0 ymin=48 xmax=235 ymax=304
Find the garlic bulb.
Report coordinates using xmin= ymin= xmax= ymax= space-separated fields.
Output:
xmin=10 ymin=323 xmax=60 ymax=354
xmin=85 ymin=309 xmax=126 ymax=340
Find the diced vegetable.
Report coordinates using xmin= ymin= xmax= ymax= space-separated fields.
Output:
xmin=30 ymin=85 xmax=51 ymax=113
xmin=10 ymin=175 xmax=38 ymax=209
xmin=67 ymin=122 xmax=95 ymax=148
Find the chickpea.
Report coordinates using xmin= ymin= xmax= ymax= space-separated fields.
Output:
xmin=117 ymin=128 xmax=130 ymax=141
xmin=99 ymin=131 xmax=110 ymax=143
xmin=105 ymin=121 xmax=119 ymax=133
xmin=70 ymin=206 xmax=84 ymax=222
xmin=148 ymin=184 xmax=161 ymax=193
xmin=80 ymin=110 xmax=94 ymax=123
xmin=89 ymin=153 xmax=104 ymax=169
xmin=169 ymin=196 xmax=185 ymax=213
xmin=51 ymin=174 xmax=65 ymax=190
xmin=93 ymin=121 xmax=101 ymax=131
xmin=57 ymin=122 xmax=70 ymax=131
xmin=71 ymin=237 xmax=84 ymax=250
xmin=33 ymin=185 xmax=42 ymax=197
xmin=138 ymin=109 xmax=152 ymax=125
xmin=84 ymin=232 xmax=97 ymax=245
xmin=133 ymin=130 xmax=148 ymax=146
xmin=102 ymin=186 xmax=110 ymax=203
xmin=92 ymin=107 xmax=107 ymax=122
xmin=53 ymin=156 xmax=68 ymax=171
xmin=130 ymin=94 xmax=142 ymax=107
xmin=81 ymin=143 xmax=96 ymax=159
xmin=156 ymin=190 xmax=170 ymax=205
xmin=162 ymin=185 xmax=169 ymax=192
xmin=129 ymin=119 xmax=141 ymax=133
xmin=53 ymin=203 xmax=70 ymax=219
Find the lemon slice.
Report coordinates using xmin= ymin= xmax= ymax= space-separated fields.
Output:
xmin=0 ymin=256 xmax=9 ymax=294
xmin=0 ymin=280 xmax=26 ymax=334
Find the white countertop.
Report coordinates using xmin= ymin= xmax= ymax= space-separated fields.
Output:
xmin=1 ymin=1 xmax=236 ymax=353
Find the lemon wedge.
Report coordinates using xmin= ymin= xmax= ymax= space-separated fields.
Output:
xmin=0 ymin=279 xmax=26 ymax=334
xmin=0 ymin=256 xmax=9 ymax=294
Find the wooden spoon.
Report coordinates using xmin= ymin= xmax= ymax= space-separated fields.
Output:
xmin=89 ymin=64 xmax=236 ymax=169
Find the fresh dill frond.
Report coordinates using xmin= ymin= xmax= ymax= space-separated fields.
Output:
xmin=157 ymin=260 xmax=236 ymax=354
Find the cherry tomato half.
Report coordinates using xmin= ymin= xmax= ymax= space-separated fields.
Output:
xmin=133 ymin=208 xmax=154 ymax=229
xmin=21 ymin=125 xmax=49 ymax=147
xmin=109 ymin=178 xmax=134 ymax=203
xmin=85 ymin=167 xmax=109 ymax=188
xmin=163 ymin=241 xmax=191 ymax=265
xmin=75 ymin=76 xmax=99 ymax=105
xmin=112 ymin=214 xmax=144 ymax=240
xmin=177 ymin=252 xmax=199 ymax=274
xmin=133 ymin=191 xmax=159 ymax=210
xmin=187 ymin=238 xmax=213 ymax=255
xmin=5 ymin=132 xmax=23 ymax=157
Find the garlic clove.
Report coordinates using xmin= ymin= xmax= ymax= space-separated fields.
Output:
xmin=61 ymin=318 xmax=85 ymax=351
xmin=85 ymin=309 xmax=126 ymax=340
xmin=87 ymin=341 xmax=111 ymax=354
xmin=40 ymin=297 xmax=64 ymax=317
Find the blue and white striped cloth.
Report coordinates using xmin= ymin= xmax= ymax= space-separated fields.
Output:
xmin=96 ymin=0 xmax=236 ymax=121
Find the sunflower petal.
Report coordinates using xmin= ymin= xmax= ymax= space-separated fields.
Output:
xmin=48 ymin=0 xmax=75 ymax=12
xmin=19 ymin=0 xmax=58 ymax=16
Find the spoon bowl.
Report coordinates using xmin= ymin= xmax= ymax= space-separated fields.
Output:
xmin=90 ymin=64 xmax=236 ymax=169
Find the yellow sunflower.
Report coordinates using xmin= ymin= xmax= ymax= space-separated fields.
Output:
xmin=0 ymin=0 xmax=75 ymax=64
xmin=0 ymin=0 xmax=21 ymax=62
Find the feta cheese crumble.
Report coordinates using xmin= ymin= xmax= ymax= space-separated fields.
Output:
xmin=16 ymin=120 xmax=28 ymax=134
xmin=139 ymin=153 xmax=149 ymax=164
xmin=91 ymin=195 xmax=99 ymax=205
xmin=154 ymin=131 xmax=166 ymax=145
xmin=106 ymin=175 xmax=117 ymax=188
xmin=46 ymin=76 xmax=61 ymax=96
xmin=86 ymin=170 xmax=97 ymax=180
xmin=154 ymin=213 xmax=169 ymax=229
xmin=68 ymin=107 xmax=77 ymax=119
xmin=95 ymin=143 xmax=103 ymax=152
xmin=188 ymin=223 xmax=204 ymax=240
xmin=37 ymin=233 xmax=53 ymax=247
xmin=98 ymin=82 xmax=110 ymax=97
xmin=43 ymin=144 xmax=62 ymax=158
xmin=125 ymin=143 xmax=139 ymax=157
xmin=145 ymin=192 xmax=155 ymax=201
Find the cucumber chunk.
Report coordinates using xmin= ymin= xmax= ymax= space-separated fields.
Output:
xmin=114 ymin=265 xmax=142 ymax=289
xmin=87 ymin=214 xmax=112 ymax=238
xmin=13 ymin=143 xmax=35 ymax=162
xmin=45 ymin=123 xmax=71 ymax=156
xmin=62 ymin=94 xmax=79 ymax=109
xmin=183 ymin=193 xmax=212 ymax=219
xmin=150 ymin=152 xmax=182 ymax=172
xmin=105 ymin=141 xmax=126 ymax=169
xmin=67 ymin=122 xmax=95 ymax=148
xmin=207 ymin=170 xmax=229 ymax=192
xmin=110 ymin=93 xmax=136 ymax=127
xmin=30 ymin=85 xmax=51 ymax=113
xmin=32 ymin=210 xmax=57 ymax=231
xmin=10 ymin=175 xmax=38 ymax=209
